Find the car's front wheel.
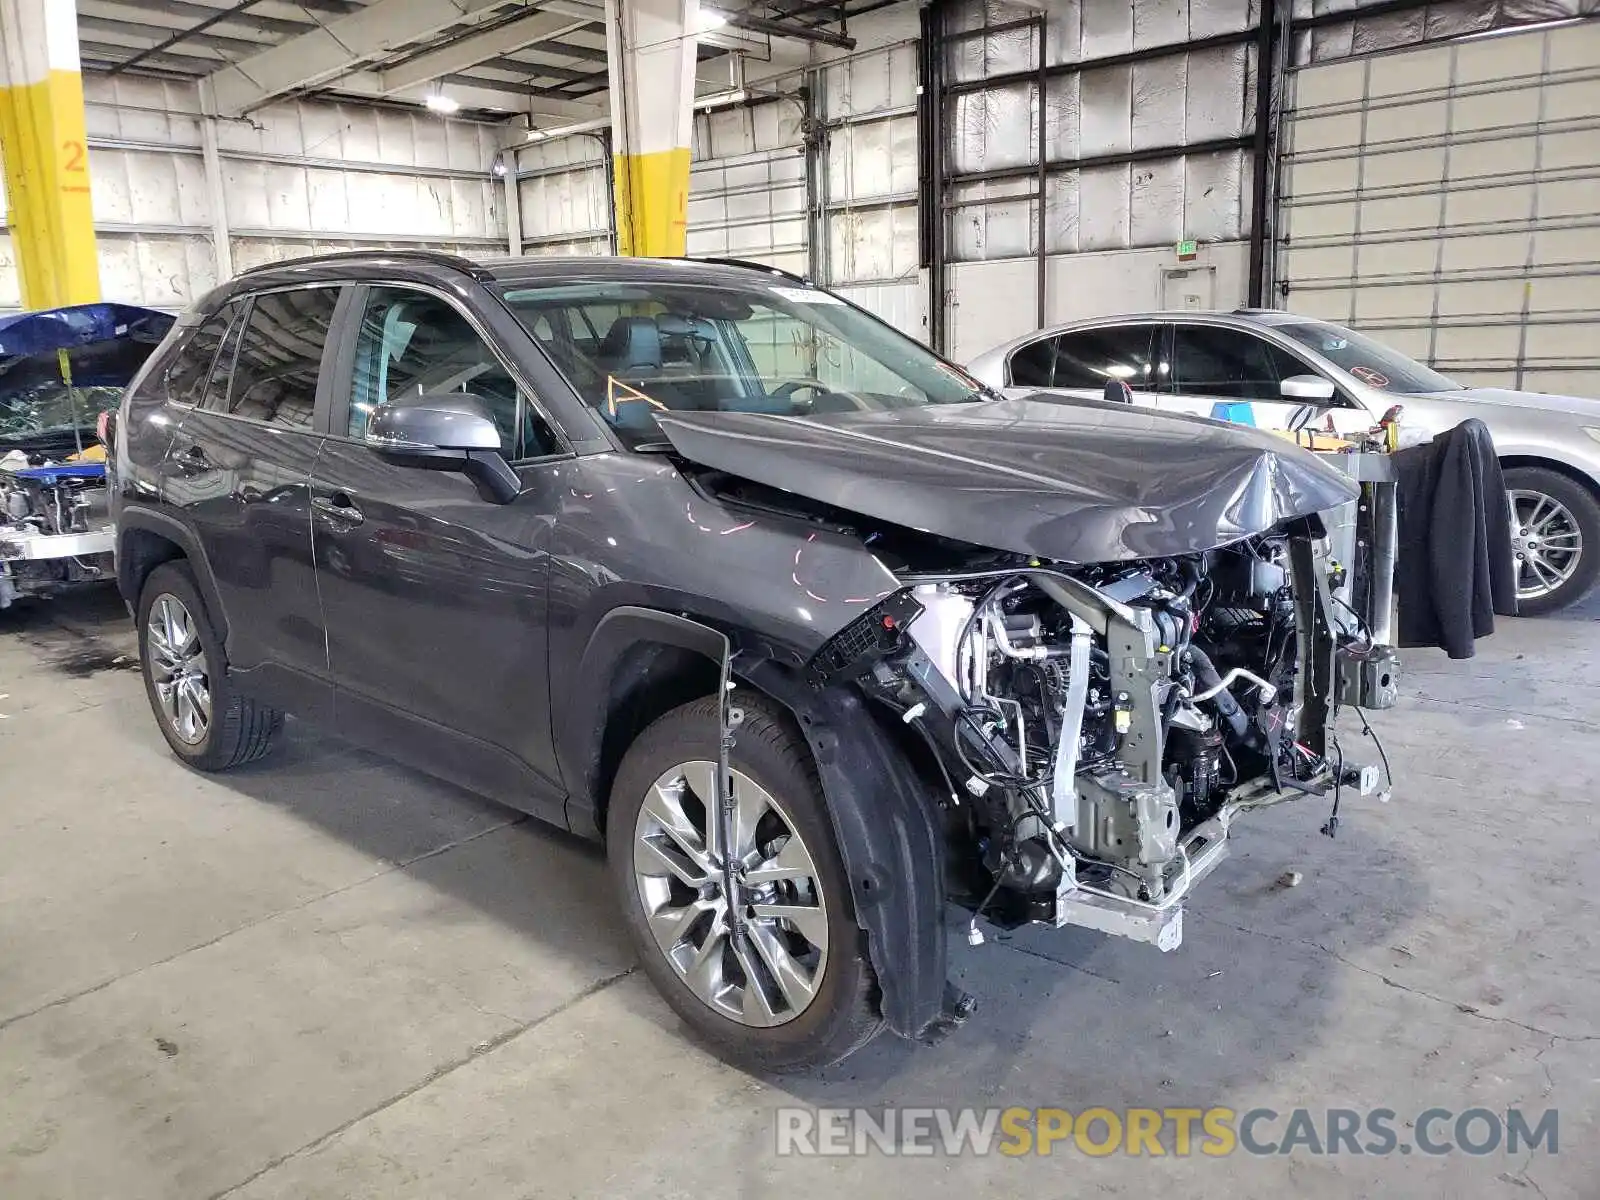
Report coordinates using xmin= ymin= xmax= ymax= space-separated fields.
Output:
xmin=606 ymin=694 xmax=882 ymax=1071
xmin=1504 ymin=466 xmax=1600 ymax=615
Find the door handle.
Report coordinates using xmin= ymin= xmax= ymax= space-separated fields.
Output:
xmin=312 ymin=493 xmax=364 ymax=526
xmin=174 ymin=444 xmax=209 ymax=467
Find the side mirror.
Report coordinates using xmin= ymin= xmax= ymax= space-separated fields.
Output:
xmin=365 ymin=393 xmax=519 ymax=504
xmin=1280 ymin=374 xmax=1337 ymax=403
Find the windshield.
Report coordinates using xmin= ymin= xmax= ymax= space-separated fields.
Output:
xmin=1274 ymin=320 xmax=1458 ymax=394
xmin=0 ymin=385 xmax=123 ymax=442
xmin=495 ymin=279 xmax=989 ymax=446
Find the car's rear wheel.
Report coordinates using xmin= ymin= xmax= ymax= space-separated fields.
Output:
xmin=137 ymin=561 xmax=281 ymax=770
xmin=1504 ymin=467 xmax=1600 ymax=616
xmin=606 ymin=694 xmax=882 ymax=1071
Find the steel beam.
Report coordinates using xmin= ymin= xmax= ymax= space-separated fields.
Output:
xmin=944 ymin=135 xmax=1256 ymax=190
xmin=84 ymin=0 xmax=314 ymax=39
xmin=329 ymin=67 xmax=606 ymax=117
xmin=943 ymin=27 xmax=1258 ymax=97
xmin=724 ymin=9 xmax=854 ymax=49
xmin=203 ymin=0 xmax=509 ymax=116
xmin=82 ymin=13 xmax=271 ymax=57
xmin=376 ymin=10 xmax=590 ymax=94
xmin=1247 ymin=0 xmax=1281 ymax=307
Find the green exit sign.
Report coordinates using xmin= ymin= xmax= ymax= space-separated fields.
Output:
xmin=1176 ymin=238 xmax=1198 ymax=260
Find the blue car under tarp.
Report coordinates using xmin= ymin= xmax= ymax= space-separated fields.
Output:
xmin=1 ymin=302 xmax=175 ymax=607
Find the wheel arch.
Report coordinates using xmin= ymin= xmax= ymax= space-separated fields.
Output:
xmin=116 ymin=508 xmax=230 ymax=641
xmin=561 ymin=606 xmax=735 ymax=838
xmin=1499 ymin=454 xmax=1600 ymax=503
xmin=565 ymin=606 xmax=960 ymax=1044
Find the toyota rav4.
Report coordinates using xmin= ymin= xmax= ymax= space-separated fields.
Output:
xmin=110 ymin=251 xmax=1393 ymax=1070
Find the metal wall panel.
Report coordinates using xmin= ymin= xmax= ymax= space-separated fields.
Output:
xmin=943 ymin=0 xmax=1259 ymax=265
xmin=947 ymin=240 xmax=1252 ymax=362
xmin=815 ymin=39 xmax=922 ymax=287
xmin=834 ymin=278 xmax=927 ymax=341
xmin=687 ymin=101 xmax=810 ymax=277
xmin=0 ymin=74 xmax=507 ymax=312
xmin=1294 ymin=0 xmax=1600 ymax=65
xmin=1280 ymin=18 xmax=1600 ymax=391
xmin=514 ymin=134 xmax=613 ymax=255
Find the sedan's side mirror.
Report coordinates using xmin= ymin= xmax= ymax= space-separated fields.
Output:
xmin=365 ymin=393 xmax=519 ymax=504
xmin=1280 ymin=374 xmax=1337 ymax=403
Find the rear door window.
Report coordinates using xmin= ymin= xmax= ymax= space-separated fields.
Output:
xmin=165 ymin=303 xmax=241 ymax=408
xmin=1008 ymin=338 xmax=1056 ymax=387
xmin=201 ymin=311 xmax=246 ymax=413
xmin=222 ymin=287 xmax=342 ymax=430
xmin=1052 ymin=326 xmax=1163 ymax=391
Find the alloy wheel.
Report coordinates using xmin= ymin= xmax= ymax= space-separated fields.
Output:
xmin=147 ymin=593 xmax=212 ymax=745
xmin=1509 ymin=489 xmax=1584 ymax=602
xmin=632 ymin=761 xmax=829 ymax=1028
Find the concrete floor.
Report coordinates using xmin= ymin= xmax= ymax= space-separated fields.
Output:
xmin=1 ymin=588 xmax=1596 ymax=1200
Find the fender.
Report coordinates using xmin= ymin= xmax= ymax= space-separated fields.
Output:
xmin=115 ymin=505 xmax=231 ymax=639
xmin=559 ymin=605 xmax=729 ymax=832
xmin=565 ymin=606 xmax=966 ymax=1042
xmin=742 ymin=660 xmax=970 ymax=1044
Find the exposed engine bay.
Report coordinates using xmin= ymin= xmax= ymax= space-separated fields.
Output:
xmin=808 ymin=521 xmax=1398 ymax=952
xmin=0 ymin=459 xmax=115 ymax=609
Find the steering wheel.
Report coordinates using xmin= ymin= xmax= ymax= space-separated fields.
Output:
xmin=769 ymin=378 xmax=835 ymax=401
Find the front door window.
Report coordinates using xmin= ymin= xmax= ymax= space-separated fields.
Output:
xmin=348 ymin=287 xmax=559 ymax=460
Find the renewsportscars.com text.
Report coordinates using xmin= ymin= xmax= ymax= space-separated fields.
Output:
xmin=774 ymin=1106 xmax=1559 ymax=1158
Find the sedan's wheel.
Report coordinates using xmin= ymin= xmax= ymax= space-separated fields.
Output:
xmin=608 ymin=694 xmax=882 ymax=1070
xmin=633 ymin=760 xmax=829 ymax=1027
xmin=137 ymin=561 xmax=282 ymax=771
xmin=1504 ymin=467 xmax=1600 ymax=616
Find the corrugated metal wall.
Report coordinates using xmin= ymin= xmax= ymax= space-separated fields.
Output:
xmin=0 ymin=73 xmax=506 ymax=312
xmin=512 ymin=133 xmax=613 ymax=256
xmin=687 ymin=100 xmax=810 ymax=277
xmin=1280 ymin=12 xmax=1600 ymax=394
xmin=937 ymin=0 xmax=1261 ymax=362
xmin=819 ymin=35 xmax=925 ymax=340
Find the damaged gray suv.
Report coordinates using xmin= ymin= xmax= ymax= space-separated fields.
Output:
xmin=110 ymin=252 xmax=1392 ymax=1070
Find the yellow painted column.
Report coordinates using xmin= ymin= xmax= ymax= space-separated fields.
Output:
xmin=0 ymin=0 xmax=99 ymax=307
xmin=604 ymin=0 xmax=699 ymax=257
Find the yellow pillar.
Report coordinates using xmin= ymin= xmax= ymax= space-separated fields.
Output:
xmin=604 ymin=0 xmax=699 ymax=257
xmin=0 ymin=0 xmax=99 ymax=307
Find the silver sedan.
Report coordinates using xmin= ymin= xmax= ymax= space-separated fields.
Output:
xmin=967 ymin=311 xmax=1600 ymax=615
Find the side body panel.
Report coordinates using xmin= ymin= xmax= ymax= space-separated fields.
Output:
xmin=165 ymin=409 xmax=330 ymax=719
xmin=309 ymin=440 xmax=566 ymax=822
xmin=545 ymin=452 xmax=899 ymax=829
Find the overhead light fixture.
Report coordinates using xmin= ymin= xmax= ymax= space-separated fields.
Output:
xmin=425 ymin=93 xmax=461 ymax=115
xmin=696 ymin=7 xmax=728 ymax=34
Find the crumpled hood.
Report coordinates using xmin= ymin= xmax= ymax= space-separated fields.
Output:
xmin=656 ymin=396 xmax=1359 ymax=563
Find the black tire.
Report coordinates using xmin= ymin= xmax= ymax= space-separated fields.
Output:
xmin=137 ymin=561 xmax=281 ymax=770
xmin=607 ymin=693 xmax=883 ymax=1072
xmin=1504 ymin=466 xmax=1600 ymax=616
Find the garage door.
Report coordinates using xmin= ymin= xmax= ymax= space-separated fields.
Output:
xmin=687 ymin=99 xmax=809 ymax=277
xmin=513 ymin=133 xmax=613 ymax=257
xmin=1279 ymin=20 xmax=1600 ymax=396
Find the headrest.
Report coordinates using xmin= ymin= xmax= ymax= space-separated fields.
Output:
xmin=598 ymin=316 xmax=662 ymax=369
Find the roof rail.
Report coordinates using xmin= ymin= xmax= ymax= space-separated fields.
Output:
xmin=688 ymin=256 xmax=813 ymax=285
xmin=236 ymin=247 xmax=490 ymax=279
